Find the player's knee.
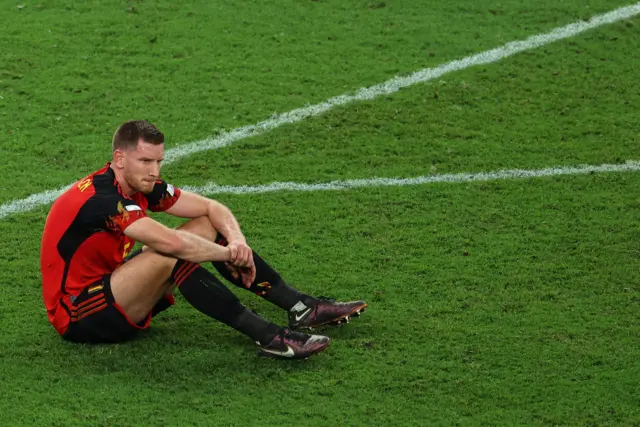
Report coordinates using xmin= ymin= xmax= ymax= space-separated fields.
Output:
xmin=152 ymin=253 xmax=181 ymax=276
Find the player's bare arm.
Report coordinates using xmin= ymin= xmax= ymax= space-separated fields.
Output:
xmin=165 ymin=191 xmax=255 ymax=269
xmin=124 ymin=217 xmax=237 ymax=264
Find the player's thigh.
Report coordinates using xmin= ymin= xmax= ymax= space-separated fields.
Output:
xmin=176 ymin=215 xmax=218 ymax=240
xmin=110 ymin=250 xmax=177 ymax=324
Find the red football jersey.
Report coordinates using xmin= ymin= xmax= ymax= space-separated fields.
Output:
xmin=40 ymin=163 xmax=181 ymax=335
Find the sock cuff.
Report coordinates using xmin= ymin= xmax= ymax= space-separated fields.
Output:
xmin=171 ymin=259 xmax=200 ymax=287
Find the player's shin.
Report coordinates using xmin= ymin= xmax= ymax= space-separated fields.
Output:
xmin=212 ymin=251 xmax=315 ymax=311
xmin=172 ymin=260 xmax=279 ymax=345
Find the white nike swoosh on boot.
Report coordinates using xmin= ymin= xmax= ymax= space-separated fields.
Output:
xmin=261 ymin=345 xmax=295 ymax=357
xmin=294 ymin=308 xmax=312 ymax=322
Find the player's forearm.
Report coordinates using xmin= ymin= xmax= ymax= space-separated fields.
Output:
xmin=172 ymin=229 xmax=232 ymax=263
xmin=206 ymin=200 xmax=246 ymax=243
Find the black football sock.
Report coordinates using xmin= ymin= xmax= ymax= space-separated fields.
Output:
xmin=172 ymin=260 xmax=279 ymax=345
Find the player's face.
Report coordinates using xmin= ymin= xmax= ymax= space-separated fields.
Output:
xmin=122 ymin=139 xmax=165 ymax=194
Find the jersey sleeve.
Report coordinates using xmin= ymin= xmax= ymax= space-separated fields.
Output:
xmin=144 ymin=179 xmax=182 ymax=213
xmin=81 ymin=192 xmax=148 ymax=235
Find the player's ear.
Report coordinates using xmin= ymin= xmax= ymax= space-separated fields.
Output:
xmin=113 ymin=149 xmax=125 ymax=168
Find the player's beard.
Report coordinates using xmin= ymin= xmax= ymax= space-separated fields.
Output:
xmin=124 ymin=171 xmax=154 ymax=194
xmin=139 ymin=179 xmax=155 ymax=194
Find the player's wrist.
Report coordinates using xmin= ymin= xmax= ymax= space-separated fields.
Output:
xmin=226 ymin=233 xmax=246 ymax=245
xmin=226 ymin=246 xmax=236 ymax=263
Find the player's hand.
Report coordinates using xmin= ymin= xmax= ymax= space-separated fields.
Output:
xmin=226 ymin=262 xmax=257 ymax=288
xmin=227 ymin=241 xmax=253 ymax=268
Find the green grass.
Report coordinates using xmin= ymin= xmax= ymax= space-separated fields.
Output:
xmin=0 ymin=0 xmax=636 ymax=202
xmin=1 ymin=0 xmax=639 ymax=425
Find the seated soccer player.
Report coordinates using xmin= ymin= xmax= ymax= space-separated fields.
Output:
xmin=39 ymin=120 xmax=367 ymax=359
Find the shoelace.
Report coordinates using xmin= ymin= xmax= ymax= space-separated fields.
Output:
xmin=278 ymin=328 xmax=307 ymax=344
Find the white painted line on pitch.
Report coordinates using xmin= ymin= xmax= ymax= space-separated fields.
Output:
xmin=182 ymin=161 xmax=640 ymax=196
xmin=0 ymin=185 xmax=72 ymax=220
xmin=1 ymin=3 xmax=639 ymax=220
xmin=163 ymin=2 xmax=640 ymax=163
xmin=1 ymin=161 xmax=639 ymax=219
